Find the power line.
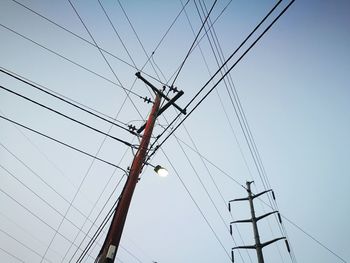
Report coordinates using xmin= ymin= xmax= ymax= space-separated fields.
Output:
xmin=0 ymin=187 xmax=94 ymax=260
xmin=0 ymin=23 xmax=145 ymax=100
xmin=0 ymin=67 xmax=136 ymax=135
xmin=195 ymin=0 xmax=287 ymax=261
xmin=161 ymin=148 xmax=232 ymax=262
xmin=174 ymin=134 xmax=348 ymax=263
xmin=116 ymin=0 xmax=169 ymax=83
xmin=172 ymin=133 xmax=246 ymax=263
xmin=0 ymin=142 xmax=119 ymax=231
xmin=0 ymin=67 xmax=127 ymax=126
xmin=38 ymin=1 xmax=148 ymax=258
xmin=0 ymin=84 xmax=134 ymax=147
xmin=9 ymin=0 xmax=169 ymax=88
xmin=0 ymin=210 xmax=63 ymax=260
xmin=9 ymin=0 xmax=134 ymax=69
xmin=98 ymin=0 xmax=138 ymax=70
xmin=0 ymin=114 xmax=126 ymax=171
xmin=0 ymin=246 xmax=25 ymax=263
xmin=257 ymin=199 xmax=347 ymax=263
xmin=67 ymin=0 xmax=145 ymax=122
xmin=185 ymin=0 xmax=283 ymax=110
xmin=0 ymin=227 xmax=50 ymax=262
xmin=0 ymin=162 xmax=119 ymax=261
xmin=76 ymin=195 xmax=120 ymax=262
xmin=153 ymin=0 xmax=295 ymax=158
xmin=150 ymin=0 xmax=191 ymax=57
xmin=170 ymin=0 xmax=218 ymax=87
xmin=145 ymin=0 xmax=284 ymax=156
xmin=66 ymin=149 xmax=129 ymax=262
xmin=198 ymin=1 xmax=298 ymax=259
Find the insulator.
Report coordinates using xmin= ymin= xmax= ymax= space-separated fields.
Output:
xmin=143 ymin=97 xmax=152 ymax=104
xmin=285 ymin=239 xmax=291 ymax=253
xmin=128 ymin=125 xmax=137 ymax=131
xmin=231 ymin=250 xmax=234 ymax=263
xmin=230 ymin=224 xmax=232 ymax=235
xmin=278 ymin=213 xmax=282 ymax=224
xmin=228 ymin=202 xmax=231 ymax=212
xmin=272 ymin=190 xmax=276 ymax=200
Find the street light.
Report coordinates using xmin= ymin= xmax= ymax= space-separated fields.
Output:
xmin=153 ymin=165 xmax=168 ymax=177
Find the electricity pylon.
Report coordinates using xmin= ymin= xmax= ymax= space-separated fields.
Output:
xmin=228 ymin=181 xmax=290 ymax=263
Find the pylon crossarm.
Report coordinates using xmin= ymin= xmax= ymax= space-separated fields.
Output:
xmin=229 ymin=197 xmax=249 ymax=202
xmin=231 ymin=218 xmax=252 ymax=224
xmin=252 ymin=189 xmax=272 ymax=199
xmin=256 ymin=211 xmax=278 ymax=222
xmin=232 ymin=245 xmax=256 ymax=250
xmin=261 ymin=237 xmax=286 ymax=248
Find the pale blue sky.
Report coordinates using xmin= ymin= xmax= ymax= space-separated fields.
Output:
xmin=0 ymin=0 xmax=349 ymax=262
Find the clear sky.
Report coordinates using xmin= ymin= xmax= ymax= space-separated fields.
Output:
xmin=0 ymin=0 xmax=349 ymax=262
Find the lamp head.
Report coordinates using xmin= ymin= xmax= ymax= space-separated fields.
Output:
xmin=154 ymin=165 xmax=168 ymax=177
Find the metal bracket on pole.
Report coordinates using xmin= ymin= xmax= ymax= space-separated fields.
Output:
xmin=135 ymin=72 xmax=186 ymax=134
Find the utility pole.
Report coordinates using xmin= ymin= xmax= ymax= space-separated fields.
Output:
xmin=228 ymin=181 xmax=290 ymax=263
xmin=96 ymin=73 xmax=185 ymax=263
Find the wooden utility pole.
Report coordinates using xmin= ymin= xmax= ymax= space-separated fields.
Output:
xmin=96 ymin=94 xmax=161 ymax=263
xmin=95 ymin=72 xmax=186 ymax=263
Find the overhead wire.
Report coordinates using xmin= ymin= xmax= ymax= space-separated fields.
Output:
xmin=0 ymin=163 xmax=93 ymax=234
xmin=0 ymin=227 xmax=50 ymax=262
xmin=172 ymin=133 xmax=246 ymax=262
xmin=161 ymin=148 xmax=232 ymax=262
xmin=257 ymin=198 xmax=347 ymax=263
xmin=150 ymin=0 xmax=295 ymax=161
xmin=127 ymin=4 xmax=248 ymax=258
xmin=73 ymin=1 xmax=202 ymax=260
xmin=177 ymin=1 xmax=251 ymax=261
xmin=115 ymin=0 xmax=163 ymax=82
xmin=0 ymin=1 xmax=296 ymax=262
xmin=0 ymin=142 xmax=124 ymax=235
xmin=163 ymin=0 xmax=235 ymax=88
xmin=78 ymin=167 xmax=154 ymax=263
xmin=170 ymin=0 xmax=218 ymax=87
xmin=0 ymin=23 xmax=145 ymax=100
xmin=143 ymin=4 xmax=296 ymax=261
xmin=0 ymin=209 xmax=62 ymax=260
xmin=158 ymin=122 xmax=344 ymax=263
xmin=196 ymin=0 xmax=286 ymax=261
xmin=145 ymin=0 xmax=284 ymax=158
xmin=0 ymin=85 xmax=134 ymax=147
xmin=0 ymin=67 xmax=135 ymax=135
xmin=0 ymin=187 xmax=95 ymax=261
xmin=0 ymin=163 xmax=123 ymax=262
xmin=0 ymin=115 xmax=126 ymax=171
xmin=36 ymin=2 xmax=178 ymax=260
xmin=1 ymin=16 xmax=144 ymax=253
xmin=201 ymin=1 xmax=298 ymax=259
xmin=97 ymin=0 xmax=138 ymax=70
xmin=67 ymin=145 xmax=131 ymax=262
xmin=9 ymin=0 xmax=165 ymax=87
xmin=149 ymin=0 xmax=191 ymax=59
xmin=0 ymin=246 xmax=25 ymax=263
xmin=52 ymin=0 xmax=173 ymax=259
xmin=67 ymin=0 xmax=144 ymax=120
xmin=76 ymin=188 xmax=122 ymax=262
